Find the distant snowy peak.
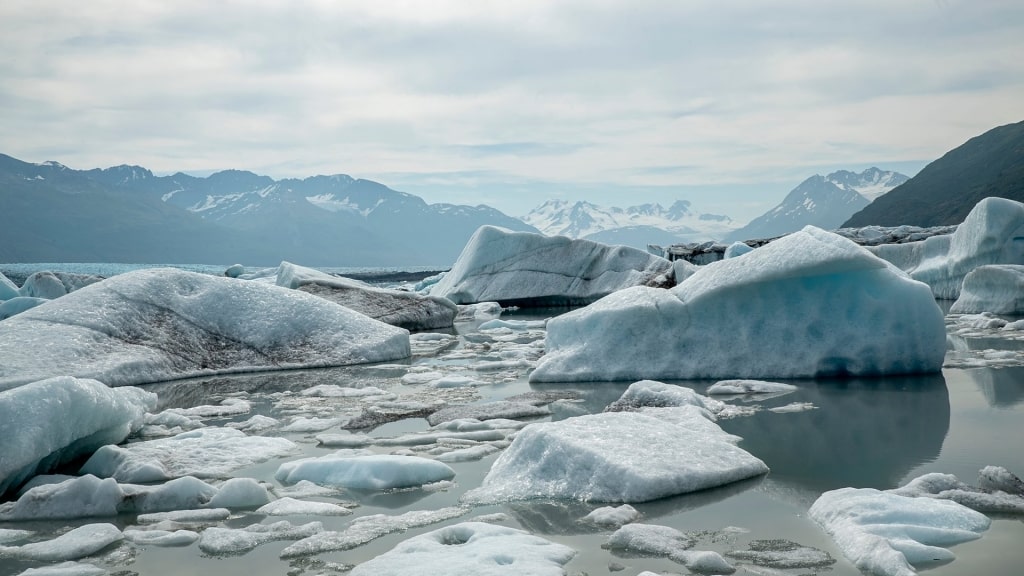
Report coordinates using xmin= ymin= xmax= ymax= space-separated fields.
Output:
xmin=826 ymin=167 xmax=909 ymax=202
xmin=521 ymin=199 xmax=735 ymax=245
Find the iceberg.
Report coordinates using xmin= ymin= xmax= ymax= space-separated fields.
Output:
xmin=531 ymin=226 xmax=946 ymax=382
xmin=869 ymin=197 xmax=1024 ymax=299
xmin=950 ymin=265 xmax=1024 ymax=314
xmin=348 ymin=522 xmax=575 ymax=576
xmin=463 ymin=404 xmax=767 ymax=504
xmin=431 ymin=225 xmax=673 ymax=306
xmin=273 ymin=261 xmax=457 ymax=330
xmin=0 ymin=296 xmax=48 ymax=320
xmin=0 ymin=268 xmax=411 ymax=390
xmin=0 ymin=376 xmax=155 ymax=496
xmin=275 ymin=454 xmax=456 ymax=490
xmin=809 ymin=486 xmax=990 ymax=576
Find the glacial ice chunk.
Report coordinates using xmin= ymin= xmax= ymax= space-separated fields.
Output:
xmin=950 ymin=265 xmax=1024 ymax=314
xmin=275 ymin=454 xmax=456 ymax=490
xmin=198 ymin=520 xmax=323 ymax=556
xmin=348 ymin=521 xmax=575 ymax=576
xmin=431 ymin=225 xmax=672 ymax=306
xmin=0 ymin=268 xmax=411 ymax=389
xmin=19 ymin=271 xmax=103 ymax=300
xmin=255 ymin=497 xmax=354 ymax=517
xmin=0 ymin=271 xmax=19 ymax=301
xmin=0 ymin=376 xmax=155 ymax=496
xmin=463 ymin=407 xmax=767 ymax=504
xmin=0 ymin=296 xmax=48 ymax=320
xmin=532 ymin=226 xmax=946 ymax=382
xmin=0 ymin=523 xmax=123 ymax=562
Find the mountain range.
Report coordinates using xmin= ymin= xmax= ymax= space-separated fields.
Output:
xmin=726 ymin=168 xmax=909 ymax=241
xmin=844 ymin=120 xmax=1024 ymax=227
xmin=520 ymin=199 xmax=737 ymax=249
xmin=0 ymin=155 xmax=536 ymax=266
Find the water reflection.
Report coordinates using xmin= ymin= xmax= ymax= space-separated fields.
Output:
xmin=718 ymin=373 xmax=949 ymax=493
xmin=966 ymin=366 xmax=1024 ymax=407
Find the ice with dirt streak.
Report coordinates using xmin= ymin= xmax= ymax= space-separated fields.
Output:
xmin=463 ymin=391 xmax=767 ymax=503
xmin=0 ymin=376 xmax=155 ymax=496
xmin=349 ymin=521 xmax=575 ymax=576
xmin=532 ymin=226 xmax=946 ymax=382
xmin=0 ymin=268 xmax=411 ymax=390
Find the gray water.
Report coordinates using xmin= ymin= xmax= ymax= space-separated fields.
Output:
xmin=1 ymin=281 xmax=1023 ymax=575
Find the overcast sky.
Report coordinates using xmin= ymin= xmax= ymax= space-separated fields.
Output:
xmin=2 ymin=1 xmax=1022 ymax=221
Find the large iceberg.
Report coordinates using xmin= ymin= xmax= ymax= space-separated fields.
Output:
xmin=949 ymin=265 xmax=1024 ymax=314
xmin=0 ymin=377 xmax=155 ymax=496
xmin=430 ymin=225 xmax=673 ymax=306
xmin=868 ymin=197 xmax=1024 ymax=299
xmin=0 ymin=268 xmax=411 ymax=390
xmin=463 ymin=402 xmax=767 ymax=504
xmin=348 ymin=522 xmax=575 ymax=576
xmin=531 ymin=226 xmax=946 ymax=382
xmin=273 ymin=261 xmax=457 ymax=330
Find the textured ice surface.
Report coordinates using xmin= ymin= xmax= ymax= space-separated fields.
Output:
xmin=810 ymin=487 xmax=990 ymax=576
xmin=532 ymin=226 xmax=946 ymax=381
xmin=348 ymin=521 xmax=576 ymax=576
xmin=724 ymin=241 xmax=754 ymax=259
xmin=869 ymin=197 xmax=1024 ymax=299
xmin=135 ymin=508 xmax=231 ymax=524
xmin=889 ymin=467 xmax=1024 ymax=514
xmin=0 ymin=376 xmax=155 ymax=496
xmin=273 ymin=261 xmax=457 ymax=330
xmin=280 ymin=506 xmax=468 ymax=558
xmin=427 ymin=401 xmax=550 ymax=426
xmin=275 ymin=454 xmax=456 ymax=490
xmin=0 ymin=268 xmax=411 ymax=389
xmin=0 ymin=523 xmax=122 ymax=562
xmin=0 ymin=296 xmax=48 ymax=320
xmin=123 ymin=528 xmax=199 ymax=546
xmin=605 ymin=523 xmax=730 ymax=572
xmin=19 ymin=271 xmax=103 ymax=300
xmin=950 ymin=264 xmax=1024 ymax=313
xmin=431 ymin=225 xmax=672 ymax=306
xmin=455 ymin=302 xmax=504 ymax=321
xmin=463 ymin=407 xmax=767 ymax=503
xmin=255 ymin=497 xmax=354 ymax=516
xmin=206 ymin=478 xmax=272 ymax=509
xmin=0 ymin=271 xmax=19 ymax=300
xmin=706 ymin=380 xmax=798 ymax=395
xmin=604 ymin=380 xmax=725 ymax=413
xmin=14 ymin=561 xmax=106 ymax=576
xmin=80 ymin=427 xmax=297 ymax=482
xmin=725 ymin=539 xmax=835 ymax=569
xmin=198 ymin=520 xmax=323 ymax=555
xmin=583 ymin=504 xmax=640 ymax=527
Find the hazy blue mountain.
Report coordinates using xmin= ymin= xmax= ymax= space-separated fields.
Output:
xmin=0 ymin=154 xmax=537 ymax=266
xmin=728 ymin=168 xmax=908 ymax=241
xmin=844 ymin=120 xmax=1024 ymax=227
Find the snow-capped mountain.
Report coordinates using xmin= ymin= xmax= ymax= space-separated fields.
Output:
xmin=521 ymin=199 xmax=737 ymax=249
xmin=726 ymin=168 xmax=909 ymax=242
xmin=0 ymin=154 xmax=536 ymax=266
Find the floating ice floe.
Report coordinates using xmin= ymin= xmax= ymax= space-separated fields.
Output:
xmin=950 ymin=264 xmax=1024 ymax=314
xmin=198 ymin=520 xmax=323 ymax=556
xmin=868 ymin=197 xmax=1024 ymax=299
xmin=271 ymin=261 xmax=457 ymax=330
xmin=706 ymin=380 xmax=798 ymax=396
xmin=255 ymin=497 xmax=354 ymax=517
xmin=606 ymin=523 xmax=735 ymax=573
xmin=165 ymin=398 xmax=251 ymax=419
xmin=275 ymin=454 xmax=456 ymax=490
xmin=430 ymin=225 xmax=673 ymax=306
xmin=463 ymin=403 xmax=767 ymax=504
xmin=426 ymin=401 xmax=550 ymax=426
xmin=889 ymin=466 xmax=1024 ymax=514
xmin=531 ymin=226 xmax=946 ymax=382
xmin=80 ymin=427 xmax=298 ymax=483
xmin=769 ymin=402 xmax=817 ymax=413
xmin=135 ymin=508 xmax=231 ymax=524
xmin=810 ymin=486 xmax=991 ymax=576
xmin=0 ymin=268 xmax=411 ymax=389
xmin=14 ymin=561 xmax=106 ymax=576
xmin=280 ymin=506 xmax=468 ymax=558
xmin=300 ymin=384 xmax=391 ymax=398
xmin=123 ymin=528 xmax=199 ymax=547
xmin=454 ymin=302 xmax=504 ymax=322
xmin=0 ymin=376 xmax=155 ymax=496
xmin=348 ymin=521 xmax=576 ymax=576
xmin=0 ymin=523 xmax=123 ymax=562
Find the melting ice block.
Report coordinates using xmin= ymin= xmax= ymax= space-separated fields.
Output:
xmin=0 ymin=376 xmax=155 ymax=496
xmin=431 ymin=225 xmax=672 ymax=306
xmin=869 ymin=197 xmax=1024 ymax=299
xmin=809 ymin=487 xmax=990 ymax=576
xmin=531 ymin=226 xmax=946 ymax=382
xmin=273 ymin=261 xmax=457 ymax=330
xmin=0 ymin=523 xmax=123 ymax=562
xmin=0 ymin=268 xmax=411 ymax=389
xmin=349 ymin=521 xmax=575 ymax=576
xmin=950 ymin=264 xmax=1024 ymax=314
xmin=275 ymin=454 xmax=456 ymax=490
xmin=463 ymin=406 xmax=767 ymax=504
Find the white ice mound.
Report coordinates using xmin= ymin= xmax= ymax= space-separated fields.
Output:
xmin=0 ymin=296 xmax=48 ymax=320
xmin=349 ymin=521 xmax=576 ymax=576
xmin=80 ymin=427 xmax=297 ymax=483
xmin=531 ymin=226 xmax=946 ymax=382
xmin=869 ymin=197 xmax=1024 ymax=299
xmin=19 ymin=271 xmax=104 ymax=300
xmin=274 ymin=261 xmax=457 ymax=330
xmin=809 ymin=487 xmax=990 ymax=576
xmin=463 ymin=407 xmax=767 ymax=504
xmin=275 ymin=454 xmax=456 ymax=490
xmin=0 ymin=523 xmax=122 ymax=562
xmin=431 ymin=225 xmax=673 ymax=306
xmin=0 ymin=376 xmax=156 ymax=496
xmin=0 ymin=268 xmax=411 ymax=389
xmin=950 ymin=265 xmax=1024 ymax=314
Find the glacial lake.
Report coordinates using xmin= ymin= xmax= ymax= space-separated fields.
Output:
xmin=1 ymin=266 xmax=1023 ymax=576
